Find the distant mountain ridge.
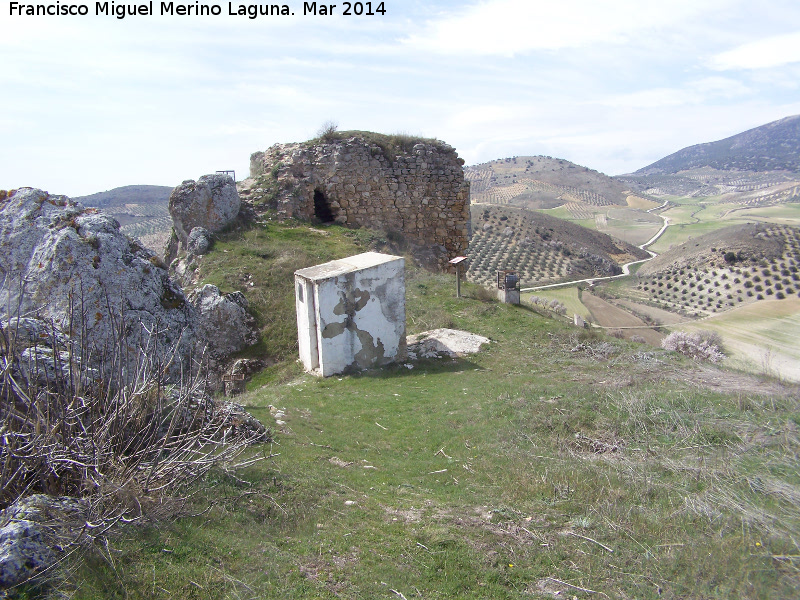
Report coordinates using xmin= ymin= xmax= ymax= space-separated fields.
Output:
xmin=73 ymin=185 xmax=172 ymax=208
xmin=636 ymin=115 xmax=800 ymax=174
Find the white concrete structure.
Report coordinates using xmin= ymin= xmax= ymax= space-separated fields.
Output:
xmin=294 ymin=252 xmax=406 ymax=377
xmin=497 ymin=288 xmax=520 ymax=305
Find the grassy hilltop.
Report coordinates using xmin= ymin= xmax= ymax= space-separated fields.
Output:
xmin=62 ymin=217 xmax=800 ymax=600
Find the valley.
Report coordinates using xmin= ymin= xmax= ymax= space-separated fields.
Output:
xmin=464 ymin=134 xmax=800 ymax=382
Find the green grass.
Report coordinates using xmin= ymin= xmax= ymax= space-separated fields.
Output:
xmin=676 ymin=298 xmax=800 ymax=382
xmin=535 ymin=206 xmax=662 ymax=246
xmin=309 ymin=129 xmax=443 ymax=163
xmin=63 ymin=221 xmax=800 ymax=600
xmin=535 ymin=206 xmax=580 ymax=221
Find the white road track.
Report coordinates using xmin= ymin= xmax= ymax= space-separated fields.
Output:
xmin=521 ymin=201 xmax=670 ymax=293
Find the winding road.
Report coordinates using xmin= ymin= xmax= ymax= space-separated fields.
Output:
xmin=520 ymin=201 xmax=670 ymax=292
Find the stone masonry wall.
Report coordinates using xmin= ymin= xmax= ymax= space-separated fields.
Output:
xmin=242 ymin=135 xmax=470 ymax=269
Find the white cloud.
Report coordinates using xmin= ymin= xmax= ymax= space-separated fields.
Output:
xmin=601 ymin=77 xmax=752 ymax=109
xmin=403 ymin=0 xmax=732 ymax=56
xmin=710 ymin=31 xmax=800 ymax=70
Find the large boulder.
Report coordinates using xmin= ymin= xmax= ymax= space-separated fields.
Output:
xmin=168 ymin=174 xmax=240 ymax=255
xmin=0 ymin=188 xmax=197 ymax=380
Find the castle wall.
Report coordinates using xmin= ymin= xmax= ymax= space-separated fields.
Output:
xmin=245 ymin=136 xmax=470 ymax=268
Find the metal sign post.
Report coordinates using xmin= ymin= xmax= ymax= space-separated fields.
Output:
xmin=449 ymin=256 xmax=468 ymax=298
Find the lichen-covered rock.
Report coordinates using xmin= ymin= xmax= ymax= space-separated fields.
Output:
xmin=0 ymin=317 xmax=99 ymax=388
xmin=187 ymin=226 xmax=212 ymax=256
xmin=188 ymin=284 xmax=257 ymax=358
xmin=0 ymin=494 xmax=88 ymax=590
xmin=0 ymin=188 xmax=197 ymax=380
xmin=168 ymin=174 xmax=240 ymax=252
xmin=0 ymin=317 xmax=68 ymax=352
xmin=18 ymin=346 xmax=73 ymax=388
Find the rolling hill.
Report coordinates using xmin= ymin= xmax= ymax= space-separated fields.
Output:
xmin=466 ymin=155 xmax=637 ymax=209
xmin=632 ymin=223 xmax=800 ymax=316
xmin=466 ymin=204 xmax=649 ymax=287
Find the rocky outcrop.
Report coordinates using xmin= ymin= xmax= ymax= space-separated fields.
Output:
xmin=167 ymin=174 xmax=240 ymax=262
xmin=243 ymin=134 xmax=470 ymax=269
xmin=0 ymin=494 xmax=88 ymax=590
xmin=0 ymin=188 xmax=197 ymax=380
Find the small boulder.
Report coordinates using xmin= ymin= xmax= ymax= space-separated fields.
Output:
xmin=189 ymin=285 xmax=257 ymax=358
xmin=406 ymin=329 xmax=490 ymax=359
xmin=0 ymin=495 xmax=88 ymax=590
xmin=187 ymin=226 xmax=212 ymax=256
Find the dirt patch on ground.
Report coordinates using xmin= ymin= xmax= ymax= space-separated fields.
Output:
xmin=612 ymin=297 xmax=689 ymax=326
xmin=569 ymin=432 xmax=626 ymax=456
xmin=582 ymin=291 xmax=665 ymax=345
xmin=668 ymin=364 xmax=800 ymax=397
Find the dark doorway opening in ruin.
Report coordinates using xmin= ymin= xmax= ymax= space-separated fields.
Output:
xmin=314 ymin=189 xmax=335 ymax=223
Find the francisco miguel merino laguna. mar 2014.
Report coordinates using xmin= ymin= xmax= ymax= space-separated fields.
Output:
xmin=9 ymin=1 xmax=387 ymax=17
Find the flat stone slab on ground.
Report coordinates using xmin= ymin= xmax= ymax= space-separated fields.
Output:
xmin=406 ymin=329 xmax=490 ymax=359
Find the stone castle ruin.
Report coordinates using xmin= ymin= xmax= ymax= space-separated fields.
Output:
xmin=241 ymin=133 xmax=471 ymax=269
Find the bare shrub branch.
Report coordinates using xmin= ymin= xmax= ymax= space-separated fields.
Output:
xmin=1 ymin=284 xmax=271 ymax=529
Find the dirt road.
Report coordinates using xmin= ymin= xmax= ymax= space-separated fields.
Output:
xmin=581 ymin=292 xmax=665 ymax=345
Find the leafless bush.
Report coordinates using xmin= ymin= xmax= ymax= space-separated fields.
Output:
xmin=661 ymin=330 xmax=725 ymax=363
xmin=316 ymin=120 xmax=339 ymax=143
xmin=527 ymin=296 xmax=567 ymax=316
xmin=1 ymin=298 xmax=271 ymax=529
xmin=568 ymin=335 xmax=618 ymax=361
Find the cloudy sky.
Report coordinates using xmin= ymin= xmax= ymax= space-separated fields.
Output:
xmin=2 ymin=0 xmax=800 ymax=197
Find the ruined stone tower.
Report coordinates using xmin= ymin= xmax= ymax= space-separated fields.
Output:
xmin=241 ymin=132 xmax=470 ymax=269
